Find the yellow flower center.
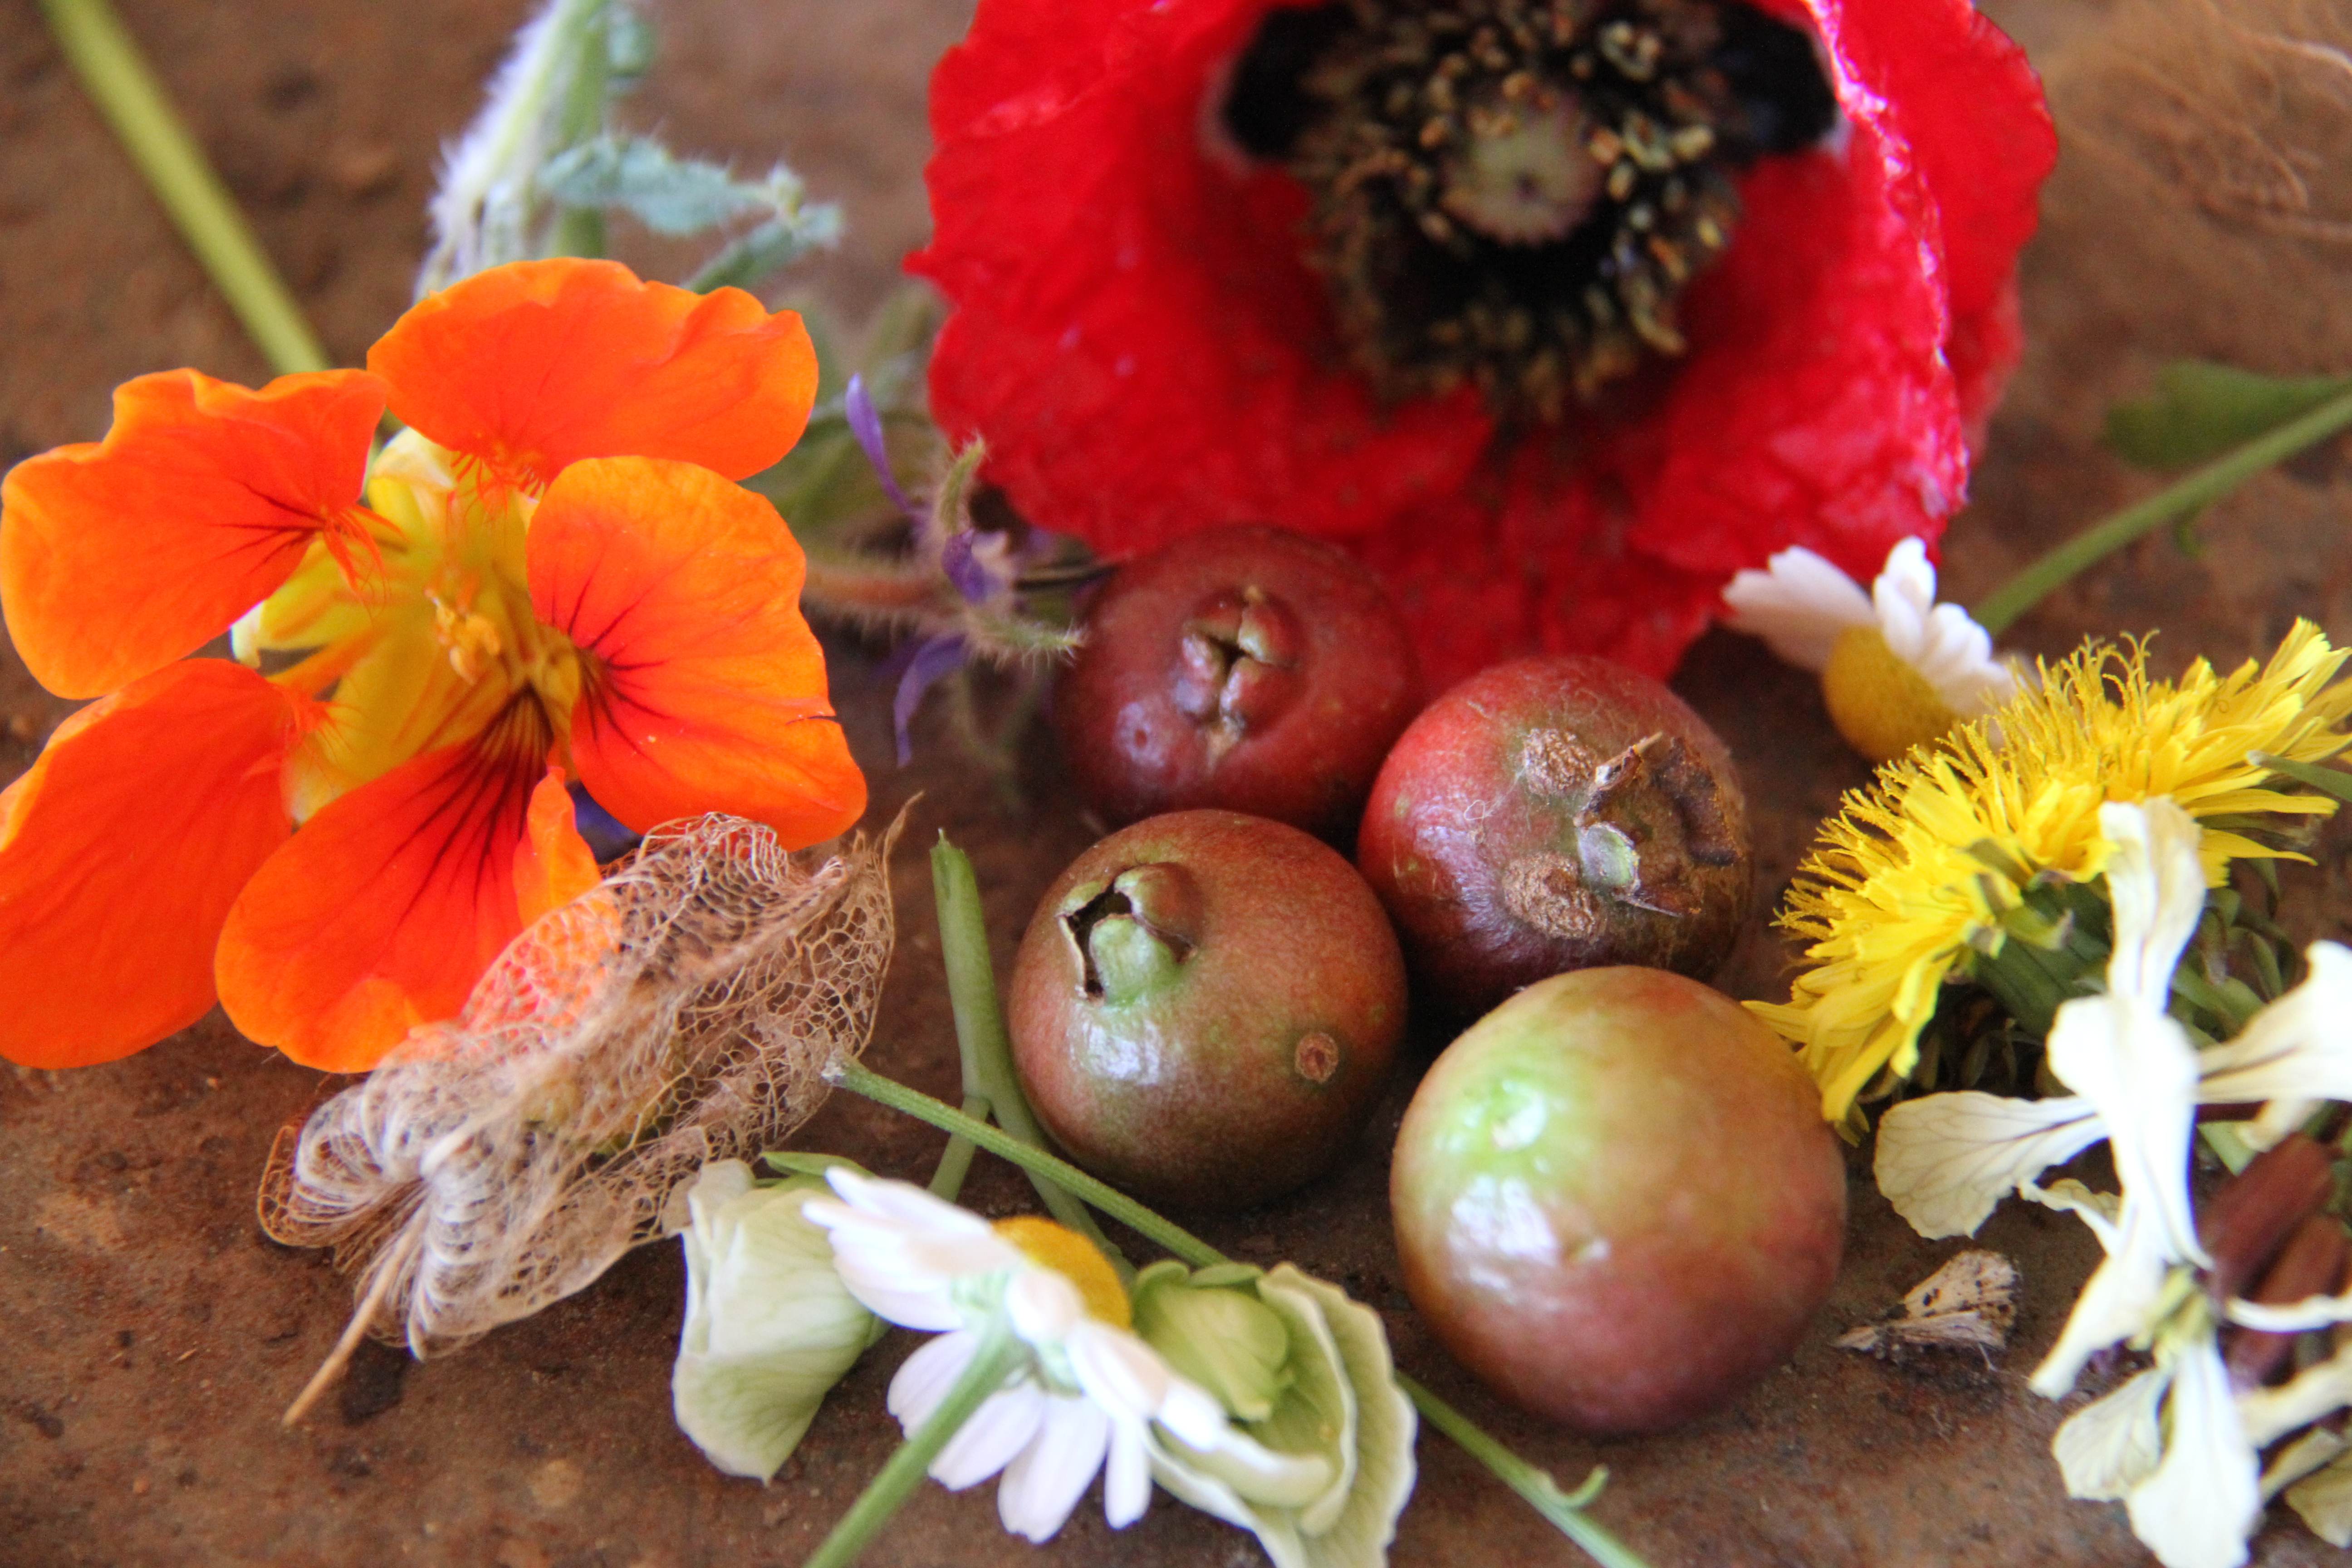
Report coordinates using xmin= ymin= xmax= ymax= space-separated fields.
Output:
xmin=993 ymin=1216 xmax=1132 ymax=1328
xmin=1821 ymin=625 xmax=1961 ymax=763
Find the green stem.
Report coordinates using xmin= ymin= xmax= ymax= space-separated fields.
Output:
xmin=926 ymin=1093 xmax=989 ymax=1202
xmin=1400 ymin=1375 xmax=1648 ymax=1568
xmin=549 ymin=0 xmax=610 ymax=259
xmin=801 ymin=1321 xmax=1024 ymax=1568
xmin=929 ymin=836 xmax=1129 ymax=1273
xmin=1973 ymin=385 xmax=2352 ymax=634
xmin=827 ymin=1062 xmax=1653 ymax=1568
xmin=40 ymin=0 xmax=329 ymax=374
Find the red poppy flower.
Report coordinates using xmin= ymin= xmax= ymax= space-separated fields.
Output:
xmin=911 ymin=0 xmax=2054 ymax=686
xmin=0 ymin=259 xmax=866 ymax=1073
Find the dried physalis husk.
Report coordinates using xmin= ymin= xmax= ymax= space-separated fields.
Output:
xmin=259 ymin=810 xmax=903 ymax=1423
xmin=1834 ymin=1250 xmax=2022 ymax=1360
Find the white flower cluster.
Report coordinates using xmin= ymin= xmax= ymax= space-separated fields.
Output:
xmin=671 ymin=1163 xmax=1413 ymax=1566
xmin=1873 ymin=798 xmax=2352 ymax=1568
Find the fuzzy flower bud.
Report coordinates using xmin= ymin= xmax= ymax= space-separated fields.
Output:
xmin=672 ymin=1157 xmax=882 ymax=1481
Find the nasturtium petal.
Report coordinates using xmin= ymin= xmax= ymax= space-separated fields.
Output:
xmin=529 ymin=456 xmax=866 ymax=847
xmin=0 ymin=661 xmax=296 ymax=1068
xmin=0 ymin=368 xmax=385 ymax=698
xmin=215 ymin=713 xmax=574 ymax=1072
xmin=369 ymin=258 xmax=818 ymax=487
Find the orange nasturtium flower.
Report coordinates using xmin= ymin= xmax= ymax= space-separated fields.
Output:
xmin=0 ymin=258 xmax=866 ymax=1074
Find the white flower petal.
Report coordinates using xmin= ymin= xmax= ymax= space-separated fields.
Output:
xmin=2261 ymin=1427 xmax=2347 ymax=1500
xmin=1004 ymin=1269 xmax=1084 ymax=1346
xmin=2126 ymin=1344 xmax=2260 ymax=1568
xmin=930 ymin=1381 xmax=1046 ymax=1491
xmin=1720 ymin=546 xmax=1875 ymax=671
xmin=2195 ymin=944 xmax=2352 ymax=1142
xmin=820 ymin=1167 xmax=999 ymax=1236
xmin=2053 ymin=1366 xmax=2169 ymax=1501
xmin=997 ymin=1396 xmax=1110 ymax=1542
xmin=1104 ymin=1414 xmax=1154 ymax=1528
xmin=1067 ymin=1322 xmax=1176 ymax=1420
xmin=2030 ymin=1201 xmax=2174 ymax=1398
xmin=1874 ymin=1091 xmax=2105 ymax=1239
xmin=2239 ymin=1340 xmax=2352 ymax=1448
xmin=889 ymin=1328 xmax=986 ymax=1430
xmin=2097 ymin=799 xmax=2207 ymax=1012
xmin=2045 ymin=996 xmax=2207 ymax=1270
xmin=2226 ymin=1289 xmax=2352 ymax=1335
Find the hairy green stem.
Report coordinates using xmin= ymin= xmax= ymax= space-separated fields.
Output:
xmin=549 ymin=0 xmax=610 ymax=258
xmin=1973 ymin=384 xmax=2352 ymax=635
xmin=827 ymin=1061 xmax=1653 ymax=1568
xmin=929 ymin=837 xmax=1129 ymax=1273
xmin=801 ymin=1321 xmax=1023 ymax=1568
xmin=41 ymin=0 xmax=329 ymax=374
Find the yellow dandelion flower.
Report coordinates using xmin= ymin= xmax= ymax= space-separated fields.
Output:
xmin=1750 ymin=621 xmax=2352 ymax=1127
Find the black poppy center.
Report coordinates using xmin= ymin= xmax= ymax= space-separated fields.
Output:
xmin=1225 ymin=0 xmax=1837 ymax=418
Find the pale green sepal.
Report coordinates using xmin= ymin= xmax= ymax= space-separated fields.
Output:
xmin=1148 ymin=1264 xmax=1417 ymax=1568
xmin=672 ymin=1159 xmax=882 ymax=1481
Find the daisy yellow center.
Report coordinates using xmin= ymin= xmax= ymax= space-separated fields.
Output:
xmin=1821 ymin=624 xmax=1960 ymax=763
xmin=994 ymin=1216 xmax=1132 ymax=1328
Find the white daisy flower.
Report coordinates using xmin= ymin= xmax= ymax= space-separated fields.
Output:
xmin=1721 ymin=538 xmax=2019 ymax=760
xmin=804 ymin=1170 xmax=1324 ymax=1544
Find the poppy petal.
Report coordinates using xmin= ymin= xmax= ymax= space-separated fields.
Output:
xmin=214 ymin=706 xmax=583 ymax=1072
xmin=529 ymin=456 xmax=867 ymax=846
xmin=0 ymin=661 xmax=297 ymax=1068
xmin=0 ymin=369 xmax=386 ymax=698
xmin=368 ymin=258 xmax=818 ymax=488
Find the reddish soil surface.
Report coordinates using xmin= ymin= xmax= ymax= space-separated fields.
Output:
xmin=3 ymin=1 xmax=2350 ymax=1566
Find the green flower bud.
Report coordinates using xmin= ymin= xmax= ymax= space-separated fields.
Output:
xmin=1133 ymin=1262 xmax=1295 ymax=1421
xmin=671 ymin=1156 xmax=883 ymax=1481
xmin=1137 ymin=1261 xmax=1417 ymax=1568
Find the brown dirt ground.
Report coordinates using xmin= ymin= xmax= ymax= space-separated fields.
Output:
xmin=3 ymin=1 xmax=2351 ymax=1565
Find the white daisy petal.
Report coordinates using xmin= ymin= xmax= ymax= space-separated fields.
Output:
xmin=1874 ymin=1091 xmax=2105 ymax=1239
xmin=998 ymin=1396 xmax=1110 ymax=1542
xmin=889 ymin=1328 xmax=985 ymax=1430
xmin=1103 ymin=1415 xmax=1154 ymax=1528
xmin=2126 ymin=1344 xmax=2260 ymax=1568
xmin=1720 ymin=546 xmax=1876 ymax=671
xmin=1067 ymin=1322 xmax=1175 ymax=1419
xmin=930 ymin=1381 xmax=1046 ymax=1491
xmin=2053 ymin=1366 xmax=2170 ymax=1501
xmin=1004 ymin=1269 xmax=1084 ymax=1345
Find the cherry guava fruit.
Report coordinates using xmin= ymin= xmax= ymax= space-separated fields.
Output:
xmin=1007 ymin=809 xmax=1407 ymax=1210
xmin=1391 ymin=967 xmax=1846 ymax=1434
xmin=1358 ymin=655 xmax=1752 ymax=1020
xmin=1052 ymin=524 xmax=1422 ymax=846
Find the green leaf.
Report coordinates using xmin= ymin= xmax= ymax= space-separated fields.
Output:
xmin=2105 ymin=362 xmax=2352 ymax=471
xmin=538 ymin=134 xmax=839 ymax=242
xmin=2251 ymin=750 xmax=2352 ymax=805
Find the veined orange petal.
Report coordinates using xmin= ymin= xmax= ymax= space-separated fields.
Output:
xmin=529 ymin=456 xmax=867 ymax=846
xmin=514 ymin=762 xmax=600 ymax=927
xmin=368 ymin=258 xmax=817 ymax=488
xmin=0 ymin=368 xmax=386 ymax=699
xmin=0 ymin=662 xmax=297 ymax=1068
xmin=214 ymin=701 xmax=591 ymax=1072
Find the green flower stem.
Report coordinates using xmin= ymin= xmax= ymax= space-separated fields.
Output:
xmin=40 ymin=0 xmax=330 ymax=375
xmin=1399 ymin=1374 xmax=1650 ymax=1568
xmin=1972 ymin=383 xmax=2352 ymax=635
xmin=826 ymin=1061 xmax=1653 ymax=1568
xmin=550 ymin=0 xmax=610 ymax=259
xmin=801 ymin=1320 xmax=1024 ymax=1568
xmin=929 ymin=836 xmax=1129 ymax=1273
xmin=926 ymin=1093 xmax=989 ymax=1203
